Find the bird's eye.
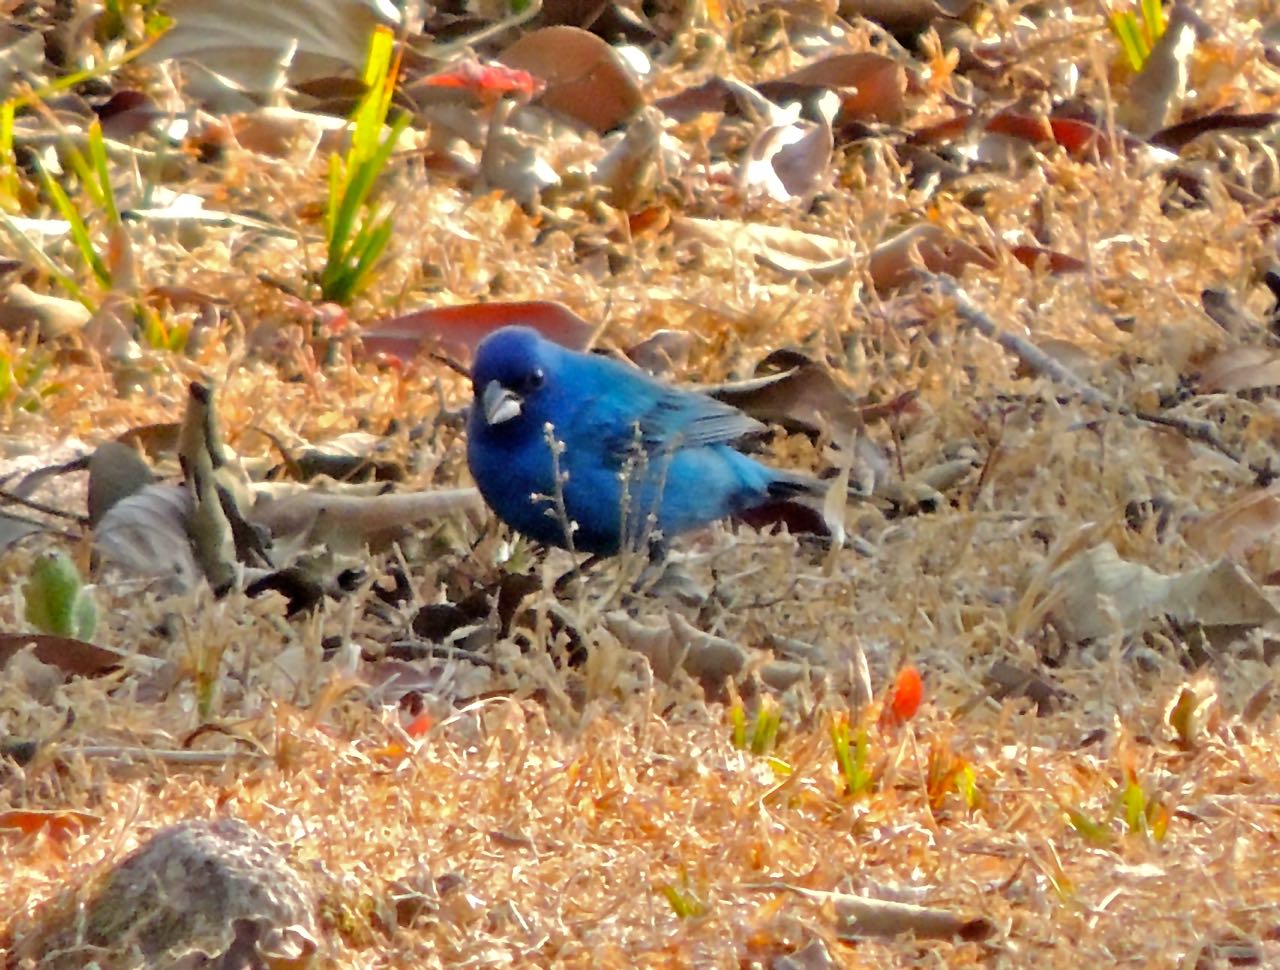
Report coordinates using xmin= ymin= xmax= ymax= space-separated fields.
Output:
xmin=525 ymin=368 xmax=545 ymax=391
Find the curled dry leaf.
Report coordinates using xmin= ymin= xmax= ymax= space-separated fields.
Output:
xmin=868 ymin=223 xmax=993 ymax=291
xmin=1185 ymin=486 xmax=1280 ymax=560
xmin=594 ymin=107 xmax=682 ymax=212
xmin=1045 ymin=542 xmax=1280 ymax=642
xmin=672 ymin=216 xmax=855 ymax=280
xmin=1196 ymin=346 xmax=1280 ymax=393
xmin=773 ymin=52 xmax=908 ymax=123
xmin=94 ymin=483 xmax=200 ymax=590
xmin=142 ymin=0 xmax=400 ymax=108
xmin=361 ymin=300 xmax=594 ymax=362
xmin=499 ymin=26 xmax=645 ymax=133
xmin=739 ymin=92 xmax=836 ymax=204
xmin=705 ymin=352 xmax=864 ymax=438
xmin=179 ymin=383 xmax=256 ymax=590
xmin=0 ymin=283 xmax=91 ymax=339
xmin=480 ymin=96 xmax=562 ymax=208
xmin=604 ymin=611 xmax=808 ymax=696
xmin=249 ymin=485 xmax=485 ymax=555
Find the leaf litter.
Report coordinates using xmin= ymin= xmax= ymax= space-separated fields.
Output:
xmin=3 ymin=0 xmax=1280 ymax=966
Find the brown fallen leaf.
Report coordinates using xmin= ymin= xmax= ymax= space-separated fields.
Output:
xmin=705 ymin=352 xmax=864 ymax=438
xmin=1046 ymin=542 xmax=1280 ymax=642
xmin=1196 ymin=345 xmax=1280 ymax=393
xmin=249 ymin=485 xmax=485 ymax=555
xmin=499 ymin=26 xmax=644 ymax=133
xmin=771 ymin=52 xmax=908 ymax=123
xmin=868 ymin=223 xmax=993 ymax=291
xmin=1185 ymin=486 xmax=1280 ymax=560
xmin=836 ymin=0 xmax=974 ymax=33
xmin=1151 ymin=111 xmax=1280 ymax=151
xmin=0 ymin=633 xmax=126 ymax=678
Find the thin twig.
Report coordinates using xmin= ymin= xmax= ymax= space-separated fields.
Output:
xmin=932 ymin=275 xmax=1247 ymax=467
xmin=64 ymin=747 xmax=263 ymax=764
xmin=0 ymin=487 xmax=88 ymax=523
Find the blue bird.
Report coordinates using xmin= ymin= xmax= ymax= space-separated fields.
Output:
xmin=466 ymin=325 xmax=821 ymax=556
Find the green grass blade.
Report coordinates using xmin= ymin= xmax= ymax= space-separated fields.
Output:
xmin=1140 ymin=0 xmax=1165 ymax=47
xmin=0 ymin=209 xmax=88 ymax=305
xmin=35 ymin=157 xmax=110 ymax=288
xmin=1109 ymin=12 xmax=1147 ymax=71
xmin=0 ymin=101 xmax=17 ymax=208
xmin=87 ymin=121 xmax=120 ymax=226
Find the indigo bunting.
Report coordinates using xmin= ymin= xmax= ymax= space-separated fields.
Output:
xmin=466 ymin=325 xmax=819 ymax=556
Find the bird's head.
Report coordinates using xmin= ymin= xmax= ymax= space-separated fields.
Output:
xmin=470 ymin=326 xmax=554 ymax=432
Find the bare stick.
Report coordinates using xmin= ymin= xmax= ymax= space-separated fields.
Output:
xmin=932 ymin=276 xmax=1245 ymax=467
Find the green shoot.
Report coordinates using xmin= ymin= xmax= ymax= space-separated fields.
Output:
xmin=1120 ymin=771 xmax=1168 ymax=841
xmin=0 ymin=101 xmax=17 ymax=212
xmin=831 ymin=712 xmax=873 ymax=797
xmin=35 ymin=154 xmax=111 ymax=290
xmin=0 ymin=339 xmax=53 ymax=413
xmin=0 ymin=215 xmax=87 ymax=308
xmin=1065 ymin=805 xmax=1112 ymax=847
xmin=730 ymin=697 xmax=782 ymax=755
xmin=320 ymin=26 xmax=409 ymax=304
xmin=925 ymin=740 xmax=981 ymax=812
xmin=63 ymin=121 xmax=122 ymax=228
xmin=139 ymin=304 xmax=189 ymax=352
xmin=32 ymin=120 xmax=125 ymax=300
xmin=657 ymin=873 xmax=708 ymax=919
xmin=1108 ymin=0 xmax=1166 ymax=71
xmin=0 ymin=19 xmax=169 ymax=214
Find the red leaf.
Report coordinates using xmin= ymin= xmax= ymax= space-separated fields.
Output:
xmin=404 ymin=711 xmax=433 ymax=738
xmin=420 ymin=60 xmax=544 ymax=102
xmin=360 ymin=300 xmax=594 ymax=362
xmin=0 ymin=809 xmax=101 ymax=841
xmin=1009 ymin=245 xmax=1086 ymax=274
xmin=880 ymin=665 xmax=923 ymax=729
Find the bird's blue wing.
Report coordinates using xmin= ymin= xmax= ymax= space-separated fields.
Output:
xmin=595 ymin=382 xmax=765 ymax=467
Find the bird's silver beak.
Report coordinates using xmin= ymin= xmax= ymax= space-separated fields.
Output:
xmin=482 ymin=380 xmax=522 ymax=426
